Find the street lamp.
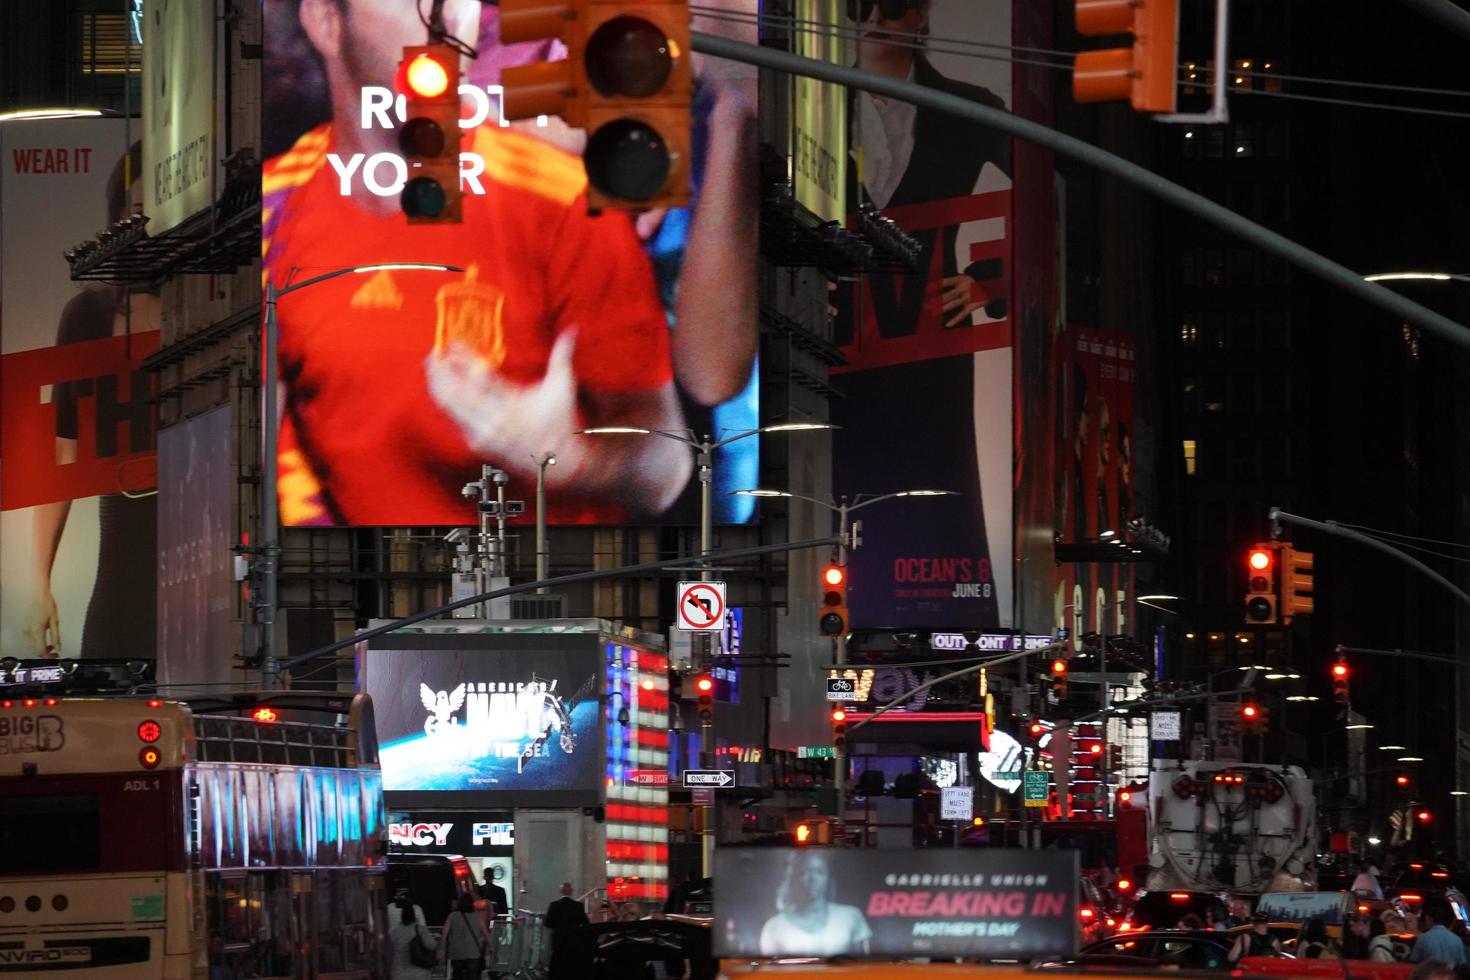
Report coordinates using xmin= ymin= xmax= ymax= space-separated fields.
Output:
xmin=732 ymin=486 xmax=957 ymax=810
xmin=579 ymin=424 xmax=835 ymax=588
xmin=0 ymin=107 xmax=118 ymax=123
xmin=260 ymin=263 xmax=462 ymax=686
xmin=1364 ymin=272 xmax=1470 ymax=284
xmin=532 ymin=453 xmax=556 ymax=592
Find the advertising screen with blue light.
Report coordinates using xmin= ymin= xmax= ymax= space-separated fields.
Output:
xmin=365 ymin=633 xmax=605 ymax=807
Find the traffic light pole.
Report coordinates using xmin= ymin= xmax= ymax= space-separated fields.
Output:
xmin=833 ymin=502 xmax=850 ymax=824
xmin=1271 ymin=508 xmax=1470 ymax=614
xmin=688 ymin=33 xmax=1470 ymax=353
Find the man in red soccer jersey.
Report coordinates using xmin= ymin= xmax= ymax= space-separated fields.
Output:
xmin=263 ymin=0 xmax=693 ymax=525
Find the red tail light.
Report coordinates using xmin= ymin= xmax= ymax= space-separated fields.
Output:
xmin=1170 ymin=892 xmax=1191 ymax=901
xmin=1080 ymin=907 xmax=1096 ymax=919
xmin=147 ymin=699 xmax=162 ymax=708
xmin=43 ymin=698 xmax=57 ymax=707
xmin=1117 ymin=878 xmax=1133 ymax=891
xmin=21 ymin=699 xmax=35 ymax=709
xmin=252 ymin=707 xmax=278 ymax=723
xmin=1400 ymin=893 xmax=1422 ymax=903
xmin=137 ymin=721 xmax=162 ymax=743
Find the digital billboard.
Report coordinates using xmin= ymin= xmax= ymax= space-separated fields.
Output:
xmin=364 ymin=632 xmax=605 ymax=807
xmin=0 ymin=119 xmax=158 ymax=660
xmin=714 ymin=848 xmax=1077 ymax=959
xmin=261 ymin=0 xmax=759 ymax=527
xmin=832 ymin=0 xmax=1013 ymax=631
xmin=143 ymin=0 xmax=216 ymax=233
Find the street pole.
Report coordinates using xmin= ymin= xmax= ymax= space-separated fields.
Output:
xmin=696 ymin=439 xmax=716 ymax=879
xmin=534 ymin=454 xmax=554 ymax=592
xmin=261 ymin=280 xmax=280 ymax=689
xmin=834 ymin=500 xmax=850 ymax=824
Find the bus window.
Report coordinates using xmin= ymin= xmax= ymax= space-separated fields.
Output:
xmin=0 ymin=792 xmax=100 ymax=874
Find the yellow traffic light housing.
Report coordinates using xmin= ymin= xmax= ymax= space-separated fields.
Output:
xmin=1280 ymin=544 xmax=1314 ymax=623
xmin=1244 ymin=542 xmax=1280 ymax=625
xmin=1073 ymin=0 xmax=1179 ymax=113
xmin=500 ymin=0 xmax=691 ymax=210
xmin=396 ymin=45 xmax=463 ymax=222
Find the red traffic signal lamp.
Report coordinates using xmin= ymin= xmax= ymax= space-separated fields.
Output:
xmin=1050 ymin=657 xmax=1068 ymax=699
xmin=1417 ymin=809 xmax=1433 ymax=824
xmin=1072 ymin=0 xmax=1179 ymax=113
xmin=396 ymin=45 xmax=462 ymax=222
xmin=1240 ymin=702 xmax=1268 ymax=733
xmin=819 ymin=563 xmax=850 ymax=637
xmin=1396 ymin=774 xmax=1412 ymax=788
xmin=695 ymin=673 xmax=713 ymax=725
xmin=500 ymin=1 xmax=692 ymax=209
xmin=831 ymin=707 xmax=848 ymax=750
xmin=1244 ymin=542 xmax=1280 ymax=625
xmin=1332 ymin=661 xmax=1350 ymax=705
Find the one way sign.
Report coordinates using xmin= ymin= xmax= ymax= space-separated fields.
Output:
xmin=682 ymin=769 xmax=734 ymax=788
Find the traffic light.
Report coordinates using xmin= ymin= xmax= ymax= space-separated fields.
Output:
xmin=669 ymin=671 xmax=683 ymax=701
xmin=396 ymin=45 xmax=462 ymax=222
xmin=1280 ymin=544 xmax=1315 ymax=623
xmin=831 ymin=707 xmax=847 ymax=751
xmin=1240 ymin=702 xmax=1267 ymax=733
xmin=1244 ymin=542 xmax=1280 ymax=625
xmin=1028 ymin=720 xmax=1046 ymax=741
xmin=819 ymin=563 xmax=850 ymax=637
xmin=1396 ymin=774 xmax=1412 ymax=789
xmin=1050 ymin=657 xmax=1069 ymax=699
xmin=1417 ymin=809 xmax=1433 ymax=824
xmin=500 ymin=0 xmax=692 ymax=210
xmin=1072 ymin=0 xmax=1179 ymax=113
xmin=1331 ymin=661 xmax=1350 ymax=706
xmin=795 ymin=822 xmax=812 ymax=845
xmin=695 ymin=673 xmax=713 ymax=726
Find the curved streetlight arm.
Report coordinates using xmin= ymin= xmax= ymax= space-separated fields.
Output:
xmin=730 ymin=488 xmax=837 ymax=512
xmin=275 ymin=263 xmax=463 ymax=297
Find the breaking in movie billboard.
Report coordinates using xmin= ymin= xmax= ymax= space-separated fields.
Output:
xmin=0 ymin=118 xmax=158 ymax=661
xmin=262 ymin=0 xmax=759 ymax=528
xmin=832 ymin=0 xmax=1013 ymax=631
xmin=363 ymin=632 xmax=605 ymax=807
xmin=714 ymin=848 xmax=1078 ymax=960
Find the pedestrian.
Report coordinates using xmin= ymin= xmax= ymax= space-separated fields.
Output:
xmin=1413 ymin=900 xmax=1468 ymax=964
xmin=479 ymin=868 xmax=510 ymax=919
xmin=1206 ymin=905 xmax=1230 ymax=932
xmin=544 ymin=882 xmax=591 ymax=980
xmin=1410 ymin=961 xmax=1458 ymax=980
xmin=1343 ymin=913 xmax=1372 ymax=958
xmin=442 ymin=893 xmax=493 ymax=980
xmin=1178 ymin=913 xmax=1206 ymax=931
xmin=388 ymin=902 xmax=437 ymax=980
xmin=1353 ymin=863 xmax=1386 ymax=900
xmin=1301 ymin=918 xmax=1337 ymax=958
xmin=1369 ymin=918 xmax=1400 ymax=961
xmin=1229 ymin=912 xmax=1283 ymax=964
xmin=389 ymin=887 xmax=427 ymax=928
xmin=1226 ymin=898 xmax=1252 ymax=928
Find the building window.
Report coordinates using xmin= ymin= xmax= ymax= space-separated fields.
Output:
xmin=1232 ymin=122 xmax=1255 ymax=158
xmin=1180 ymin=321 xmax=1199 ymax=346
xmin=1260 ymin=59 xmax=1283 ymax=93
xmin=1232 ymin=58 xmax=1255 ymax=90
xmin=1182 ymin=439 xmax=1198 ymax=476
xmin=79 ymin=12 xmax=140 ymax=75
xmin=1204 ymin=250 xmax=1226 ymax=286
xmin=1182 ymin=129 xmax=1198 ymax=160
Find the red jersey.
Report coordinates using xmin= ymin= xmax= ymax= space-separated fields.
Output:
xmin=262 ymin=124 xmax=672 ymax=525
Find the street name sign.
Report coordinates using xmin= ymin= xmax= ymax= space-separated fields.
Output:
xmin=675 ymin=581 xmax=726 ymax=631
xmin=1149 ymin=710 xmax=1182 ymax=741
xmin=797 ymin=745 xmax=835 ymax=759
xmin=682 ymin=769 xmax=734 ymax=788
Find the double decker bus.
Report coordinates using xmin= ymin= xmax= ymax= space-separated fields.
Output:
xmin=0 ymin=691 xmax=389 ymax=978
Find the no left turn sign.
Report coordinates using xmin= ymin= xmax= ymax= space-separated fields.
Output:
xmin=675 ymin=581 xmax=726 ymax=631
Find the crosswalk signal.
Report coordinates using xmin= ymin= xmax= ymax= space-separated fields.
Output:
xmin=1072 ymin=0 xmax=1179 ymax=113
xmin=396 ymin=45 xmax=462 ymax=222
xmin=1244 ymin=543 xmax=1279 ymax=625
xmin=1050 ymin=658 xmax=1069 ymax=699
xmin=1281 ymin=544 xmax=1315 ymax=624
xmin=831 ymin=707 xmax=848 ymax=751
xmin=819 ymin=564 xmax=850 ymax=637
xmin=1331 ymin=661 xmax=1350 ymax=705
xmin=500 ymin=0 xmax=691 ymax=210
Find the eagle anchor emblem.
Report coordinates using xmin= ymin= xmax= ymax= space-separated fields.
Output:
xmin=421 ymin=682 xmax=466 ymax=735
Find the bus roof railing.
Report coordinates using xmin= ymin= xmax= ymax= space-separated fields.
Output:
xmin=186 ymin=692 xmax=379 ymax=769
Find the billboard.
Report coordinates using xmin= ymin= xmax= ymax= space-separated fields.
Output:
xmin=793 ymin=0 xmax=847 ymax=223
xmin=832 ymin=0 xmax=1013 ymax=631
xmin=0 ymin=119 xmax=159 ymax=660
xmin=1055 ymin=327 xmax=1137 ymax=642
xmin=143 ymin=0 xmax=216 ymax=233
xmin=157 ymin=406 xmax=235 ymax=686
xmin=363 ymin=632 xmax=605 ymax=806
xmin=714 ymin=848 xmax=1077 ymax=959
xmin=261 ymin=0 xmax=759 ymax=528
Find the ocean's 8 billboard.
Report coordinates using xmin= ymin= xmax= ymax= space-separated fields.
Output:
xmin=364 ymin=633 xmax=604 ymax=807
xmin=715 ymin=848 xmax=1078 ymax=959
xmin=261 ymin=0 xmax=758 ymax=527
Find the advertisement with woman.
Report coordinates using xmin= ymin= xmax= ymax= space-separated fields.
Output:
xmin=833 ymin=0 xmax=1013 ymax=631
xmin=0 ymin=119 xmax=159 ymax=660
